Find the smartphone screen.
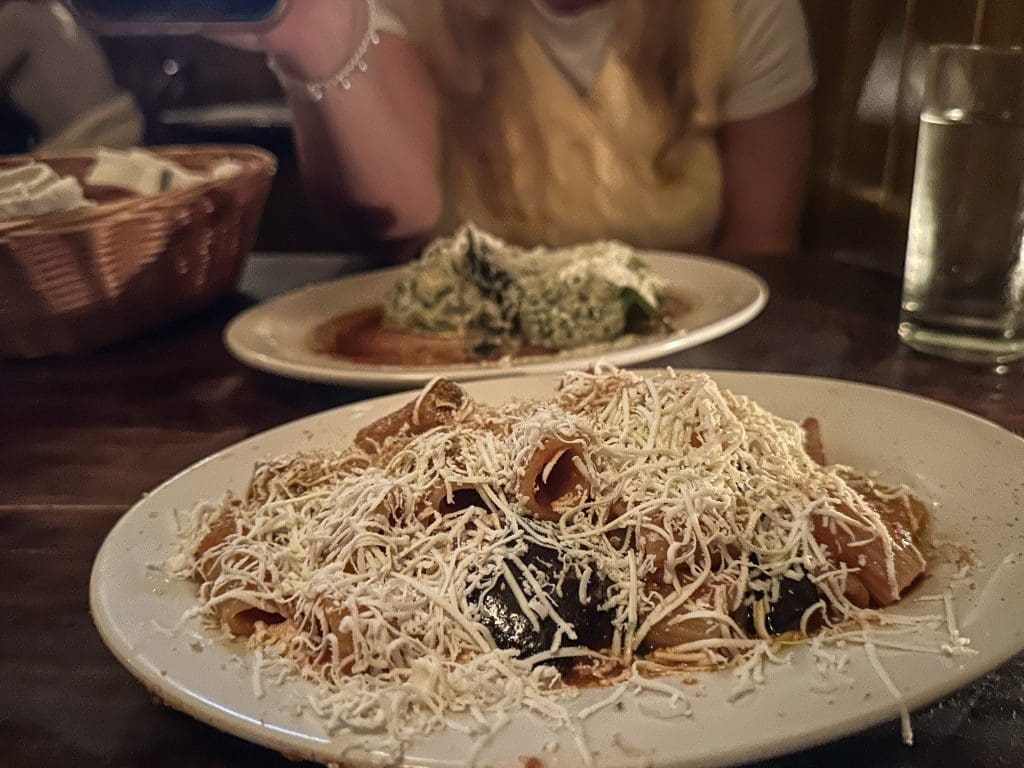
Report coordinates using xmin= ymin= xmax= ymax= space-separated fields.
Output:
xmin=69 ymin=0 xmax=283 ymax=27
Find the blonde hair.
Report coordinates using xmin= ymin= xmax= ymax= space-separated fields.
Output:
xmin=404 ymin=0 xmax=699 ymax=218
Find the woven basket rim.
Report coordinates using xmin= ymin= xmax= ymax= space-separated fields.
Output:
xmin=0 ymin=144 xmax=277 ymax=238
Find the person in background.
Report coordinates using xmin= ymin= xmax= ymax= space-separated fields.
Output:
xmin=226 ymin=0 xmax=813 ymax=255
xmin=0 ymin=1 xmax=142 ymax=153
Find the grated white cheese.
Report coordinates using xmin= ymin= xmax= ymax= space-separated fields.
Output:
xmin=863 ymin=634 xmax=914 ymax=746
xmin=171 ymin=367 xmax=955 ymax=753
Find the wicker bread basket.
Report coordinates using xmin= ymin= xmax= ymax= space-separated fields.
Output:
xmin=0 ymin=145 xmax=276 ymax=358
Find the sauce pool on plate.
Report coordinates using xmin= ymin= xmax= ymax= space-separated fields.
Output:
xmin=310 ymin=289 xmax=695 ymax=367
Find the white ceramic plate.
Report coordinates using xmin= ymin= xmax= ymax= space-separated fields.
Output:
xmin=90 ymin=372 xmax=1024 ymax=768
xmin=224 ymin=253 xmax=768 ymax=388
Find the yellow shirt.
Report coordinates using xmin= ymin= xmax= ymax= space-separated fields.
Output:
xmin=386 ymin=1 xmax=736 ymax=250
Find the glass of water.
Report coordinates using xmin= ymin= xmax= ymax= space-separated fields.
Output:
xmin=900 ymin=45 xmax=1024 ymax=363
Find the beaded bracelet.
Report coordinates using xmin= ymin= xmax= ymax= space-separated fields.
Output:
xmin=267 ymin=0 xmax=381 ymax=101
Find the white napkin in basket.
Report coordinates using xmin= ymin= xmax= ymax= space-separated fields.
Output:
xmin=0 ymin=149 xmax=244 ymax=223
xmin=85 ymin=148 xmax=242 ymax=196
xmin=0 ymin=162 xmax=91 ymax=222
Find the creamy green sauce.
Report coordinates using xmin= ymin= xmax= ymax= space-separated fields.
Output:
xmin=383 ymin=224 xmax=666 ymax=355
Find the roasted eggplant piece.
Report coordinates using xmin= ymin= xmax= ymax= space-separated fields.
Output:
xmin=732 ymin=571 xmax=821 ymax=636
xmin=474 ymin=542 xmax=614 ymax=662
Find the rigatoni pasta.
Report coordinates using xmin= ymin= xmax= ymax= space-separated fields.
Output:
xmin=175 ymin=367 xmax=940 ymax=747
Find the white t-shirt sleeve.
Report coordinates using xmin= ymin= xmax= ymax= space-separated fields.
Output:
xmin=721 ymin=0 xmax=815 ymax=123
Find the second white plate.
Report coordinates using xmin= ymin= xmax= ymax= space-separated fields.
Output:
xmin=224 ymin=252 xmax=768 ymax=387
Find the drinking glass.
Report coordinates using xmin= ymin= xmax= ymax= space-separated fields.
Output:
xmin=899 ymin=45 xmax=1024 ymax=363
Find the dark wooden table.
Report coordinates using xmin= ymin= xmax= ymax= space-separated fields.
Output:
xmin=2 ymin=251 xmax=1022 ymax=768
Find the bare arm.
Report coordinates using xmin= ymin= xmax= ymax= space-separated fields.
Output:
xmin=713 ymin=95 xmax=812 ymax=257
xmin=287 ymin=34 xmax=442 ymax=239
xmin=225 ymin=0 xmax=442 ymax=240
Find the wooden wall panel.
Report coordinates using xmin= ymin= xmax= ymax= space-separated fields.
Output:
xmin=802 ymin=0 xmax=1024 ymax=265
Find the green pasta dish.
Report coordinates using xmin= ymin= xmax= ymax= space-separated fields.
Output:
xmin=382 ymin=224 xmax=673 ymax=358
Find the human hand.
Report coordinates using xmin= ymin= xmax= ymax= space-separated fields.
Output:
xmin=212 ymin=0 xmax=370 ymax=81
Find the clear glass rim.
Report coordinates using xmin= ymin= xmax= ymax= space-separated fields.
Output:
xmin=929 ymin=43 xmax=1024 ymax=58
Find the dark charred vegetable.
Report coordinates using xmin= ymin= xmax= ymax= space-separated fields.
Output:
xmin=622 ymin=286 xmax=672 ymax=334
xmin=733 ymin=572 xmax=821 ymax=636
xmin=461 ymin=227 xmax=522 ymax=357
xmin=764 ymin=576 xmax=820 ymax=634
xmin=474 ymin=542 xmax=614 ymax=663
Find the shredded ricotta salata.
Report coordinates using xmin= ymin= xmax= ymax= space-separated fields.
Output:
xmin=172 ymin=367 xmax=970 ymax=756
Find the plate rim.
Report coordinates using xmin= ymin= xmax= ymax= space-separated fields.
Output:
xmin=89 ymin=370 xmax=1024 ymax=768
xmin=223 ymin=252 xmax=769 ymax=387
